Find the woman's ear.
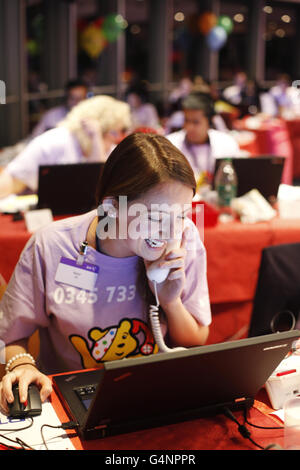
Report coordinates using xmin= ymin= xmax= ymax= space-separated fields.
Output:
xmin=102 ymin=197 xmax=118 ymax=218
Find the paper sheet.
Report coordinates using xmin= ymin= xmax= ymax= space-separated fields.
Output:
xmin=0 ymin=400 xmax=75 ymax=450
xmin=0 ymin=194 xmax=38 ymax=213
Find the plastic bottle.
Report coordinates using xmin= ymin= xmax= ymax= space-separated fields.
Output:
xmin=214 ymin=158 xmax=238 ymax=222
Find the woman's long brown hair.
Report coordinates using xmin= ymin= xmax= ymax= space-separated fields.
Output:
xmin=95 ymin=132 xmax=196 ymax=343
xmin=96 ymin=132 xmax=196 ymax=203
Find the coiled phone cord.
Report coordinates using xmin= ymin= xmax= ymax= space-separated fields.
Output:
xmin=149 ymin=281 xmax=186 ymax=353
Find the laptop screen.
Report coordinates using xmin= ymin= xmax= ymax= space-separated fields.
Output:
xmin=37 ymin=163 xmax=104 ymax=215
xmin=214 ymin=156 xmax=284 ymax=201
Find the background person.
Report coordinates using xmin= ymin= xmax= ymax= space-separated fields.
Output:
xmin=0 ymin=132 xmax=211 ymax=410
xmin=30 ymin=79 xmax=88 ymax=139
xmin=166 ymin=92 xmax=240 ymax=186
xmin=0 ymin=95 xmax=132 ymax=199
xmin=125 ymin=83 xmax=160 ymax=130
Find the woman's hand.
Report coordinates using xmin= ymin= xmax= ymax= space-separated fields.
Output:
xmin=144 ymin=226 xmax=190 ymax=308
xmin=0 ymin=364 xmax=52 ymax=414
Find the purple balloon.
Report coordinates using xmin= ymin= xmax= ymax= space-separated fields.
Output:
xmin=206 ymin=26 xmax=227 ymax=51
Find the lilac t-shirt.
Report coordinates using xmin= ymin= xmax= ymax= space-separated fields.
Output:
xmin=0 ymin=210 xmax=211 ymax=374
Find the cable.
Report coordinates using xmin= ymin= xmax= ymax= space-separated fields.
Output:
xmin=40 ymin=421 xmax=78 ymax=450
xmin=222 ymin=407 xmax=265 ymax=450
xmin=149 ymin=281 xmax=186 ymax=353
xmin=243 ymin=407 xmax=283 ymax=430
xmin=0 ymin=433 xmax=35 ymax=450
xmin=0 ymin=417 xmax=35 ymax=450
xmin=0 ymin=417 xmax=34 ymax=432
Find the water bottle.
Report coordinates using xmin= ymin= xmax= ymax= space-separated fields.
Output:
xmin=214 ymin=158 xmax=238 ymax=222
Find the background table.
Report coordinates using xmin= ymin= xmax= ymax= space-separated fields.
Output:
xmin=285 ymin=118 xmax=300 ymax=180
xmin=204 ymin=217 xmax=300 ymax=344
xmin=234 ymin=118 xmax=294 ymax=185
xmin=1 ymin=213 xmax=300 ymax=344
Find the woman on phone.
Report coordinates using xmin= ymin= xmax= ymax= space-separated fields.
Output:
xmin=0 ymin=132 xmax=211 ymax=411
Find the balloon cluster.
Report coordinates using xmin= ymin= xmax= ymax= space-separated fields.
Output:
xmin=79 ymin=14 xmax=127 ymax=59
xmin=198 ymin=12 xmax=233 ymax=51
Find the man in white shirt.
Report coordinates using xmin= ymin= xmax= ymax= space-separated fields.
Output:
xmin=166 ymin=92 xmax=240 ymax=185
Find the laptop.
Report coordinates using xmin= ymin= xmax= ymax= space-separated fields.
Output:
xmin=52 ymin=330 xmax=300 ymax=440
xmin=37 ymin=163 xmax=104 ymax=215
xmin=214 ymin=156 xmax=284 ymax=201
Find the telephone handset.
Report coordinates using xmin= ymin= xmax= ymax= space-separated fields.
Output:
xmin=146 ymin=265 xmax=170 ymax=284
xmin=146 ymin=237 xmax=180 ymax=284
xmin=146 ymin=238 xmax=186 ymax=353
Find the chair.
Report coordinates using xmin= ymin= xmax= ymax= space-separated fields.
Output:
xmin=248 ymin=243 xmax=300 ymax=337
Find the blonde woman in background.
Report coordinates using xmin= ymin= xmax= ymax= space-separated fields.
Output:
xmin=0 ymin=95 xmax=132 ymax=199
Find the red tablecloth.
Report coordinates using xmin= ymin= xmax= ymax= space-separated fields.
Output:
xmin=1 ymin=214 xmax=300 ymax=345
xmin=204 ymin=217 xmax=300 ymax=344
xmin=285 ymin=118 xmax=300 ymax=179
xmin=48 ymin=378 xmax=284 ymax=451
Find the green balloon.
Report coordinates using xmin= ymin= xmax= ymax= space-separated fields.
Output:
xmin=217 ymin=15 xmax=233 ymax=34
xmin=102 ymin=14 xmax=126 ymax=42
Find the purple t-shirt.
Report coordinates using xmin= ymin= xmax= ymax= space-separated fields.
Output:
xmin=0 ymin=210 xmax=211 ymax=374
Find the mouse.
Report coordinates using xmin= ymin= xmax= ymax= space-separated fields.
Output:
xmin=8 ymin=384 xmax=42 ymax=419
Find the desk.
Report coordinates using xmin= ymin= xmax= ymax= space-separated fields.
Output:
xmin=49 ymin=384 xmax=283 ymax=451
xmin=0 ymin=386 xmax=285 ymax=451
xmin=1 ymin=214 xmax=300 ymax=344
xmin=285 ymin=118 xmax=300 ymax=179
xmin=204 ymin=217 xmax=300 ymax=344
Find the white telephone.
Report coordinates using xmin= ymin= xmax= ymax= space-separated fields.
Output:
xmin=146 ymin=265 xmax=170 ymax=284
xmin=146 ymin=239 xmax=186 ymax=353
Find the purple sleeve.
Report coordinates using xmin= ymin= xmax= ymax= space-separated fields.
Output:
xmin=0 ymin=236 xmax=50 ymax=345
xmin=181 ymin=221 xmax=212 ymax=326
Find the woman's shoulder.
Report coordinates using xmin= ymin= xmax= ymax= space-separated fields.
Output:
xmin=31 ymin=210 xmax=97 ymax=252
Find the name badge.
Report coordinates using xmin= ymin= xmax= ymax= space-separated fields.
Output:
xmin=55 ymin=257 xmax=99 ymax=291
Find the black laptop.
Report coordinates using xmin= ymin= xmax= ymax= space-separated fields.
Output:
xmin=37 ymin=163 xmax=104 ymax=215
xmin=214 ymin=155 xmax=284 ymax=201
xmin=52 ymin=330 xmax=300 ymax=440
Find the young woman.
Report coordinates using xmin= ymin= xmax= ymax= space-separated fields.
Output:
xmin=0 ymin=133 xmax=211 ymax=411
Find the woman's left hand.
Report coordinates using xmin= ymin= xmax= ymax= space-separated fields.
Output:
xmin=144 ymin=226 xmax=190 ymax=307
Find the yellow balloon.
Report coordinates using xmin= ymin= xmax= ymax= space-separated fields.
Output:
xmin=80 ymin=25 xmax=107 ymax=59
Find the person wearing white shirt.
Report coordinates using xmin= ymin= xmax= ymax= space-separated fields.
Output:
xmin=0 ymin=95 xmax=132 ymax=199
xmin=166 ymin=92 xmax=240 ymax=186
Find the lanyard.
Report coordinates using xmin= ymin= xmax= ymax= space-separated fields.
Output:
xmin=76 ymin=240 xmax=88 ymax=266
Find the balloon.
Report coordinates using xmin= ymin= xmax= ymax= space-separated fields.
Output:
xmin=206 ymin=26 xmax=227 ymax=51
xmin=102 ymin=13 xmax=126 ymax=42
xmin=217 ymin=15 xmax=233 ymax=34
xmin=198 ymin=11 xmax=217 ymax=35
xmin=80 ymin=24 xmax=108 ymax=59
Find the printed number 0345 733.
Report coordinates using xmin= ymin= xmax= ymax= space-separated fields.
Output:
xmin=52 ymin=285 xmax=136 ymax=305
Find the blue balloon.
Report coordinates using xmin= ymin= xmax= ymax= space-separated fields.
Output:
xmin=206 ymin=26 xmax=227 ymax=51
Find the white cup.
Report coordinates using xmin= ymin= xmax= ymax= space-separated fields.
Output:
xmin=284 ymin=397 xmax=300 ymax=450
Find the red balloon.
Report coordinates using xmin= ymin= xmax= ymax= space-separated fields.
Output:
xmin=198 ymin=11 xmax=217 ymax=35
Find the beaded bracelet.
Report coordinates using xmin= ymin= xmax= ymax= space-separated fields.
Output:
xmin=5 ymin=353 xmax=36 ymax=373
xmin=8 ymin=362 xmax=38 ymax=373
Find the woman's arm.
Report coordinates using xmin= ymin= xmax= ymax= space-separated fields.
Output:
xmin=162 ymin=298 xmax=209 ymax=346
xmin=0 ymin=171 xmax=26 ymax=199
